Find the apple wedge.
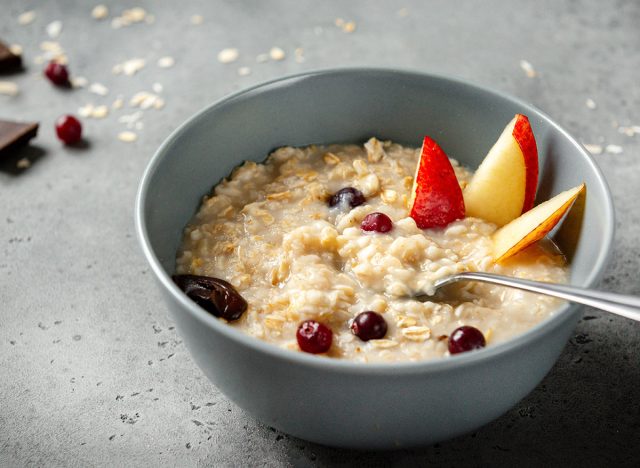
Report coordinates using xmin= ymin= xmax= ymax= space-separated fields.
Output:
xmin=493 ymin=183 xmax=586 ymax=263
xmin=464 ymin=114 xmax=538 ymax=226
xmin=409 ymin=136 xmax=465 ymax=229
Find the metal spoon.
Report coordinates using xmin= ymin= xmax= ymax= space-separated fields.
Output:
xmin=416 ymin=271 xmax=640 ymax=321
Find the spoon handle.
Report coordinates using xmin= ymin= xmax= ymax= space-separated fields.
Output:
xmin=435 ymin=272 xmax=640 ymax=322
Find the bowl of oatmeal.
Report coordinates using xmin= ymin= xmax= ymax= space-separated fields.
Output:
xmin=135 ymin=68 xmax=614 ymax=448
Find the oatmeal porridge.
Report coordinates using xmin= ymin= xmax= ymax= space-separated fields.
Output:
xmin=175 ymin=138 xmax=568 ymax=362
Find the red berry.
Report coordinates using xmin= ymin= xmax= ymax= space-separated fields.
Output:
xmin=329 ymin=187 xmax=365 ymax=209
xmin=296 ymin=320 xmax=332 ymax=354
xmin=448 ymin=326 xmax=486 ymax=354
xmin=44 ymin=61 xmax=70 ymax=86
xmin=55 ymin=115 xmax=82 ymax=145
xmin=351 ymin=311 xmax=387 ymax=341
xmin=361 ymin=212 xmax=393 ymax=233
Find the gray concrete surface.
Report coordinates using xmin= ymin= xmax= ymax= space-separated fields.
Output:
xmin=1 ymin=0 xmax=639 ymax=466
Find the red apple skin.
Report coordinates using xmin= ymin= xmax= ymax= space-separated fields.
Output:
xmin=409 ymin=136 xmax=465 ymax=229
xmin=513 ymin=114 xmax=539 ymax=213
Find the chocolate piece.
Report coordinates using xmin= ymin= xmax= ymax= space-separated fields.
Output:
xmin=0 ymin=120 xmax=39 ymax=155
xmin=0 ymin=41 xmax=22 ymax=72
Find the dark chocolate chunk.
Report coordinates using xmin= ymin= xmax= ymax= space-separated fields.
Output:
xmin=172 ymin=274 xmax=248 ymax=321
xmin=0 ymin=120 xmax=39 ymax=155
xmin=0 ymin=40 xmax=22 ymax=72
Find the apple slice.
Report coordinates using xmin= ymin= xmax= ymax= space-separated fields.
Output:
xmin=409 ymin=136 xmax=465 ymax=229
xmin=464 ymin=114 xmax=538 ymax=226
xmin=493 ymin=183 xmax=586 ymax=262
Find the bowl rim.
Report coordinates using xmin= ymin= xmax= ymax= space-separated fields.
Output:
xmin=135 ymin=67 xmax=615 ymax=375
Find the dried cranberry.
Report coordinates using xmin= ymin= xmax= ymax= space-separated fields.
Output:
xmin=172 ymin=275 xmax=248 ymax=321
xmin=351 ymin=311 xmax=387 ymax=341
xmin=55 ymin=115 xmax=82 ymax=144
xmin=361 ymin=212 xmax=393 ymax=233
xmin=44 ymin=61 xmax=70 ymax=87
xmin=329 ymin=187 xmax=365 ymax=209
xmin=448 ymin=326 xmax=486 ymax=354
xmin=296 ymin=320 xmax=332 ymax=354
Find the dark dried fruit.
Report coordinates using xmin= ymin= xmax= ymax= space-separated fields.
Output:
xmin=351 ymin=311 xmax=387 ymax=341
xmin=361 ymin=212 xmax=393 ymax=233
xmin=172 ymin=274 xmax=247 ymax=321
xmin=329 ymin=187 xmax=365 ymax=209
xmin=296 ymin=320 xmax=333 ymax=354
xmin=44 ymin=61 xmax=70 ymax=86
xmin=55 ymin=115 xmax=82 ymax=144
xmin=448 ymin=326 xmax=486 ymax=354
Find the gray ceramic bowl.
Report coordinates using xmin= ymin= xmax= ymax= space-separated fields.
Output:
xmin=135 ymin=68 xmax=614 ymax=449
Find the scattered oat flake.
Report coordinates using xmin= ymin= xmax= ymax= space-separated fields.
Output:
xmin=9 ymin=44 xmax=23 ymax=56
xmin=112 ymin=58 xmax=146 ymax=76
xmin=18 ymin=11 xmax=36 ymax=25
xmin=217 ymin=48 xmax=239 ymax=64
xmin=130 ymin=91 xmax=164 ymax=110
xmin=152 ymin=83 xmax=163 ymax=94
xmin=89 ymin=82 xmax=109 ymax=96
xmin=605 ymin=144 xmax=623 ymax=154
xmin=91 ymin=105 xmax=109 ymax=119
xmin=92 ymin=5 xmax=109 ymax=20
xmin=585 ymin=98 xmax=597 ymax=109
xmin=618 ymin=125 xmax=640 ymax=137
xmin=78 ymin=104 xmax=94 ymax=118
xmin=71 ymin=76 xmax=88 ymax=88
xmin=519 ymin=60 xmax=536 ymax=78
xmin=16 ymin=158 xmax=31 ymax=169
xmin=157 ymin=56 xmax=175 ymax=68
xmin=269 ymin=47 xmax=285 ymax=61
xmin=583 ymin=143 xmax=603 ymax=155
xmin=118 ymin=111 xmax=143 ymax=128
xmin=190 ymin=15 xmax=203 ymax=25
xmin=112 ymin=97 xmax=124 ymax=109
xmin=0 ymin=81 xmax=19 ymax=96
xmin=111 ymin=7 xmax=148 ymax=29
xmin=342 ymin=21 xmax=356 ymax=33
xmin=118 ymin=131 xmax=137 ymax=142
xmin=237 ymin=67 xmax=251 ymax=76
xmin=46 ymin=21 xmax=63 ymax=39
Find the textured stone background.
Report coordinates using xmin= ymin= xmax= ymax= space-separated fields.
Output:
xmin=1 ymin=0 xmax=639 ymax=466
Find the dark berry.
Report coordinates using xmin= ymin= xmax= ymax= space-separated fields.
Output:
xmin=329 ymin=187 xmax=365 ymax=209
xmin=55 ymin=115 xmax=82 ymax=144
xmin=173 ymin=275 xmax=248 ymax=321
xmin=44 ymin=61 xmax=70 ymax=86
xmin=448 ymin=326 xmax=486 ymax=354
xmin=296 ymin=320 xmax=332 ymax=354
xmin=361 ymin=212 xmax=393 ymax=233
xmin=351 ymin=311 xmax=388 ymax=341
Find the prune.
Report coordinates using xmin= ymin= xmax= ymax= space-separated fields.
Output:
xmin=172 ymin=275 xmax=247 ymax=321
